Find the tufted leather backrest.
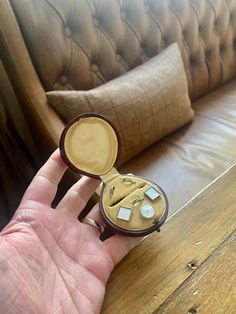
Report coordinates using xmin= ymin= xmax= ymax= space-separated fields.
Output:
xmin=10 ymin=0 xmax=236 ymax=101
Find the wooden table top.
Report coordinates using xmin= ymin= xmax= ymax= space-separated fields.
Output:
xmin=102 ymin=163 xmax=236 ymax=314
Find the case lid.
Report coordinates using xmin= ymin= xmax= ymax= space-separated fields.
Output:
xmin=60 ymin=113 xmax=121 ymax=178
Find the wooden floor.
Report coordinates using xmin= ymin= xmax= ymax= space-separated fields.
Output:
xmin=102 ymin=163 xmax=236 ymax=314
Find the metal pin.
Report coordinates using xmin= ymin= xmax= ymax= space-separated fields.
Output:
xmin=109 ymin=186 xmax=115 ymax=197
xmin=130 ymin=195 xmax=144 ymax=206
xmin=121 ymin=177 xmax=136 ymax=184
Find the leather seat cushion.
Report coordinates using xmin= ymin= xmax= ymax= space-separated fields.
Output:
xmin=120 ymin=79 xmax=236 ymax=217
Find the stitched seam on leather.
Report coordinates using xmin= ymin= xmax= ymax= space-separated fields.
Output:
xmin=84 ymin=1 xmax=120 ymax=83
xmin=169 ymin=4 xmax=193 ymax=59
xmin=96 ymin=26 xmax=117 ymax=51
xmin=126 ymin=19 xmax=142 ymax=43
xmin=169 ymin=5 xmax=184 ymax=31
xmin=119 ymin=10 xmax=142 ymax=44
xmin=205 ymin=57 xmax=212 ymax=90
xmin=42 ymin=0 xmax=65 ymax=26
xmin=84 ymin=0 xmax=95 ymax=16
xmin=69 ymin=0 xmax=75 ymax=27
xmin=169 ymin=3 xmax=195 ymax=84
xmin=119 ymin=59 xmax=129 ymax=71
xmin=115 ymin=0 xmax=141 ymax=43
xmin=208 ymin=0 xmax=217 ymax=20
xmin=218 ymin=54 xmax=224 ymax=86
xmin=169 ymin=5 xmax=194 ymax=60
xmin=65 ymin=38 xmax=73 ymax=85
xmin=116 ymin=0 xmax=122 ymax=10
xmin=93 ymin=68 xmax=106 ymax=84
xmin=64 ymin=0 xmax=74 ymax=83
xmin=189 ymin=0 xmax=201 ymax=23
xmin=87 ymin=0 xmax=117 ymax=51
xmin=71 ymin=36 xmax=92 ymax=63
xmin=188 ymin=2 xmax=200 ymax=75
xmin=41 ymin=0 xmax=75 ymax=91
xmin=146 ymin=12 xmax=164 ymax=38
xmin=225 ymin=0 xmax=231 ymax=10
xmin=189 ymin=0 xmax=211 ymax=95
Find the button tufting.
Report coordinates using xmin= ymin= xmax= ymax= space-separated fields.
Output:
xmin=230 ymin=13 xmax=235 ymax=23
xmin=140 ymin=47 xmax=144 ymax=55
xmin=198 ymin=25 xmax=203 ymax=34
xmin=64 ymin=27 xmax=72 ymax=38
xmin=233 ymin=39 xmax=236 ymax=50
xmin=183 ymin=29 xmax=188 ymax=38
xmin=220 ymin=44 xmax=226 ymax=53
xmin=214 ymin=19 xmax=220 ymax=28
xmin=16 ymin=0 xmax=236 ymax=105
xmin=91 ymin=64 xmax=98 ymax=72
xmin=59 ymin=76 xmax=68 ymax=85
xmin=116 ymin=54 xmax=122 ymax=62
xmin=162 ymin=36 xmax=168 ymax=45
xmin=189 ymin=55 xmax=197 ymax=65
xmin=116 ymin=49 xmax=123 ymax=56
xmin=140 ymin=42 xmax=145 ymax=48
xmin=205 ymin=49 xmax=212 ymax=58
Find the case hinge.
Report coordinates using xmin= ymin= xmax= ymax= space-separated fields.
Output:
xmin=100 ymin=167 xmax=120 ymax=183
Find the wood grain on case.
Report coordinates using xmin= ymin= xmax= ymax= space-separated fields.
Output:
xmin=102 ymin=163 xmax=236 ymax=314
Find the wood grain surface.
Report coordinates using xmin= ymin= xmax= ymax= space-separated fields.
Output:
xmin=102 ymin=163 xmax=236 ymax=314
xmin=156 ymin=231 xmax=236 ymax=314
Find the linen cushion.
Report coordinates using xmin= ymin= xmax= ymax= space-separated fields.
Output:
xmin=47 ymin=43 xmax=194 ymax=164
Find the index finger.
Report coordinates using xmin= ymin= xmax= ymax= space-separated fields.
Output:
xmin=20 ymin=149 xmax=68 ymax=206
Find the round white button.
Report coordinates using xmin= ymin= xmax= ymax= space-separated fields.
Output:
xmin=140 ymin=205 xmax=155 ymax=219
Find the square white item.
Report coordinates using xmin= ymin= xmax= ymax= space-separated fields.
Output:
xmin=145 ymin=187 xmax=160 ymax=201
xmin=117 ymin=207 xmax=132 ymax=221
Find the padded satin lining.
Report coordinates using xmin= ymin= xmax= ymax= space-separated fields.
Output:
xmin=64 ymin=117 xmax=118 ymax=175
xmin=101 ymin=175 xmax=167 ymax=231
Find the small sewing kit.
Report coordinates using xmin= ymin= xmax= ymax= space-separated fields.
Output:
xmin=60 ymin=113 xmax=168 ymax=237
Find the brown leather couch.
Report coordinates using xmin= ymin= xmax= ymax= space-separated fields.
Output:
xmin=1 ymin=0 xmax=236 ymax=218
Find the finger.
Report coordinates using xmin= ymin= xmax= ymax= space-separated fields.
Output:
xmin=83 ymin=203 xmax=104 ymax=225
xmin=104 ymin=235 xmax=143 ymax=266
xmin=56 ymin=176 xmax=100 ymax=217
xmin=80 ymin=203 xmax=105 ymax=235
xmin=20 ymin=149 xmax=67 ymax=206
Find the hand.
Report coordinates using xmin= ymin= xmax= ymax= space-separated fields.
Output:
xmin=0 ymin=149 xmax=140 ymax=314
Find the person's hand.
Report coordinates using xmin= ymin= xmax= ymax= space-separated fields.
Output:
xmin=0 ymin=149 xmax=140 ymax=314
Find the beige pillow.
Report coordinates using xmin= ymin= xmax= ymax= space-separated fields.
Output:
xmin=47 ymin=43 xmax=193 ymax=164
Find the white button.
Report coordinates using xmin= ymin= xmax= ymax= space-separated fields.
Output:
xmin=91 ymin=64 xmax=98 ymax=72
xmin=64 ymin=27 xmax=72 ymax=38
xmin=117 ymin=207 xmax=132 ymax=221
xmin=140 ymin=204 xmax=155 ymax=219
xmin=144 ymin=187 xmax=160 ymax=201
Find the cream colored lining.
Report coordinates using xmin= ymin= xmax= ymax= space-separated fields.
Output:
xmin=64 ymin=117 xmax=118 ymax=175
xmin=102 ymin=175 xmax=167 ymax=231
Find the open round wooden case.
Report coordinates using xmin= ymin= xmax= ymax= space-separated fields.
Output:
xmin=60 ymin=113 xmax=168 ymax=237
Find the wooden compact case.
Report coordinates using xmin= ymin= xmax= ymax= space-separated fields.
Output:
xmin=60 ymin=113 xmax=168 ymax=237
